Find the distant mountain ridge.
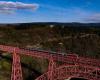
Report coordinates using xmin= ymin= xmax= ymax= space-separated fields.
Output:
xmin=0 ymin=22 xmax=100 ymax=25
xmin=0 ymin=22 xmax=100 ymax=28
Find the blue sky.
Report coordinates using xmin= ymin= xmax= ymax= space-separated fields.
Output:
xmin=0 ymin=0 xmax=100 ymax=23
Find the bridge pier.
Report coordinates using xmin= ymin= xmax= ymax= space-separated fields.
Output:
xmin=11 ymin=49 xmax=23 ymax=80
xmin=47 ymin=55 xmax=56 ymax=80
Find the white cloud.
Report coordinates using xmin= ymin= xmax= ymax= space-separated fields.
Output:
xmin=69 ymin=8 xmax=100 ymax=23
xmin=85 ymin=13 xmax=100 ymax=22
xmin=0 ymin=1 xmax=39 ymax=14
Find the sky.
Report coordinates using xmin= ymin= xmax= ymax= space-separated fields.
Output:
xmin=0 ymin=0 xmax=100 ymax=23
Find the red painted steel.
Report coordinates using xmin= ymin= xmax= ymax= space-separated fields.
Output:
xmin=11 ymin=48 xmax=23 ymax=80
xmin=36 ymin=65 xmax=100 ymax=80
xmin=0 ymin=45 xmax=100 ymax=67
xmin=48 ymin=56 xmax=57 ymax=80
xmin=0 ymin=45 xmax=100 ymax=80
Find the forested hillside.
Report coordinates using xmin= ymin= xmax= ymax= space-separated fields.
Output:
xmin=0 ymin=23 xmax=100 ymax=80
xmin=0 ymin=23 xmax=100 ymax=58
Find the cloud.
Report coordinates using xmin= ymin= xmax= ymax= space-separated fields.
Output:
xmin=84 ymin=13 xmax=100 ymax=22
xmin=0 ymin=1 xmax=39 ymax=14
xmin=69 ymin=8 xmax=100 ymax=23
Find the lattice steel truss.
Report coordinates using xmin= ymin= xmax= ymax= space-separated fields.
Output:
xmin=0 ymin=45 xmax=100 ymax=80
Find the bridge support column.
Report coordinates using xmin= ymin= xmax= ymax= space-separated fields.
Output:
xmin=11 ymin=49 xmax=23 ymax=80
xmin=48 ymin=55 xmax=56 ymax=80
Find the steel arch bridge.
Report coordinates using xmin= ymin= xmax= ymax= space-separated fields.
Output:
xmin=36 ymin=65 xmax=100 ymax=80
xmin=0 ymin=45 xmax=100 ymax=80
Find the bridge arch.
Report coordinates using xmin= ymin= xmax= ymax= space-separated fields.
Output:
xmin=35 ymin=65 xmax=100 ymax=80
